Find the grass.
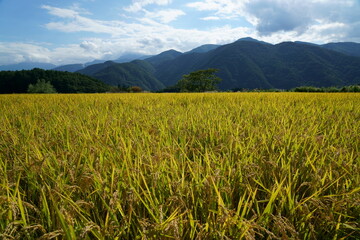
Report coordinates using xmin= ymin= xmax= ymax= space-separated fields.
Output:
xmin=0 ymin=93 xmax=359 ymax=239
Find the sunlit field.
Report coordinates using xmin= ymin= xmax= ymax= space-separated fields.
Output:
xmin=0 ymin=93 xmax=359 ymax=239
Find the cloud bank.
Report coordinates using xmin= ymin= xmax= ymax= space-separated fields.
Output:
xmin=187 ymin=0 xmax=360 ymax=40
xmin=1 ymin=0 xmax=359 ymax=65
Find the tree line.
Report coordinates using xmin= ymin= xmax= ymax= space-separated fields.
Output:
xmin=1 ymin=68 xmax=359 ymax=94
xmin=0 ymin=68 xmax=109 ymax=93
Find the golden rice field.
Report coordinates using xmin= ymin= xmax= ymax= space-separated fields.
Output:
xmin=0 ymin=93 xmax=359 ymax=239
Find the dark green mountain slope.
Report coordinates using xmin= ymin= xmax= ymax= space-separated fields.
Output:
xmin=186 ymin=44 xmax=220 ymax=54
xmin=69 ymin=39 xmax=360 ymax=91
xmin=81 ymin=60 xmax=165 ymax=91
xmin=321 ymin=42 xmax=360 ymax=57
xmin=145 ymin=49 xmax=182 ymax=67
xmin=78 ymin=61 xmax=118 ymax=76
xmin=236 ymin=37 xmax=272 ymax=45
xmin=0 ymin=68 xmax=109 ymax=93
xmin=155 ymin=41 xmax=275 ymax=89
xmin=114 ymin=53 xmax=151 ymax=63
xmin=53 ymin=64 xmax=85 ymax=72
xmin=155 ymin=40 xmax=360 ymax=90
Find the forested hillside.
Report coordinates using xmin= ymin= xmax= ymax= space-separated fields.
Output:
xmin=86 ymin=60 xmax=165 ymax=91
xmin=75 ymin=39 xmax=360 ymax=91
xmin=154 ymin=41 xmax=360 ymax=90
xmin=2 ymin=39 xmax=360 ymax=93
xmin=0 ymin=68 xmax=109 ymax=93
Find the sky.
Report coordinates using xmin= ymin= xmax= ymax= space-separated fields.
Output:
xmin=0 ymin=0 xmax=360 ymax=66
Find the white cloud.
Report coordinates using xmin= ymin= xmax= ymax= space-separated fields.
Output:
xmin=187 ymin=0 xmax=360 ymax=40
xmin=2 ymin=1 xmax=360 ymax=66
xmin=42 ymin=5 xmax=186 ymax=36
xmin=187 ymin=0 xmax=249 ymax=20
xmin=124 ymin=0 xmax=172 ymax=12
xmin=0 ymin=42 xmax=52 ymax=64
xmin=202 ymin=16 xmax=221 ymax=21
xmin=144 ymin=9 xmax=185 ymax=23
xmin=41 ymin=5 xmax=78 ymax=18
xmin=0 ymin=22 xmax=254 ymax=65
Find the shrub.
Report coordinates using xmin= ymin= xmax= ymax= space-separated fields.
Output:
xmin=129 ymin=86 xmax=143 ymax=93
xmin=27 ymin=79 xmax=57 ymax=93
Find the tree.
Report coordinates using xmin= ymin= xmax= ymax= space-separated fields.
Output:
xmin=129 ymin=86 xmax=143 ymax=93
xmin=177 ymin=68 xmax=222 ymax=92
xmin=27 ymin=79 xmax=57 ymax=93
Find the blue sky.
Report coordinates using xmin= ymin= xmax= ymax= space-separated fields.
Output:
xmin=1 ymin=0 xmax=360 ymax=66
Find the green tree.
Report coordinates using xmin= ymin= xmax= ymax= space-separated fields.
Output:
xmin=27 ymin=79 xmax=57 ymax=93
xmin=177 ymin=68 xmax=222 ymax=92
xmin=129 ymin=86 xmax=143 ymax=93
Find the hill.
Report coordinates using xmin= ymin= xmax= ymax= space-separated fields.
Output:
xmin=78 ymin=60 xmax=165 ymax=91
xmin=53 ymin=64 xmax=85 ymax=72
xmin=186 ymin=44 xmax=220 ymax=54
xmin=154 ymin=40 xmax=360 ymax=90
xmin=236 ymin=37 xmax=272 ymax=45
xmin=0 ymin=68 xmax=109 ymax=93
xmin=73 ymin=39 xmax=360 ymax=91
xmin=114 ymin=53 xmax=151 ymax=63
xmin=321 ymin=42 xmax=360 ymax=57
xmin=78 ymin=61 xmax=119 ymax=76
xmin=145 ymin=49 xmax=183 ymax=67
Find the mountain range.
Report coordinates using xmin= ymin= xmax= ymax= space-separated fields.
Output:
xmin=76 ymin=38 xmax=360 ymax=90
xmin=1 ymin=38 xmax=360 ymax=91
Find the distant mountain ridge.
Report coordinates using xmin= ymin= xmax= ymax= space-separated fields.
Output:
xmin=81 ymin=60 xmax=165 ymax=91
xmin=145 ymin=49 xmax=183 ymax=67
xmin=186 ymin=44 xmax=220 ymax=54
xmin=321 ymin=42 xmax=360 ymax=57
xmin=2 ymin=38 xmax=360 ymax=91
xmin=76 ymin=38 xmax=360 ymax=91
xmin=53 ymin=64 xmax=85 ymax=72
xmin=158 ymin=40 xmax=360 ymax=90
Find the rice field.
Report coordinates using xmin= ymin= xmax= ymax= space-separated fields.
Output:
xmin=0 ymin=93 xmax=359 ymax=239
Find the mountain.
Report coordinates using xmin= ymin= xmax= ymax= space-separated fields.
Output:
xmin=0 ymin=68 xmax=109 ymax=93
xmin=78 ymin=61 xmax=118 ymax=76
xmin=114 ymin=53 xmax=151 ymax=63
xmin=51 ymin=53 xmax=151 ymax=73
xmin=321 ymin=42 xmax=360 ymax=57
xmin=295 ymin=41 xmax=319 ymax=46
xmin=72 ymin=38 xmax=360 ymax=91
xmin=154 ymin=40 xmax=360 ymax=90
xmin=236 ymin=37 xmax=272 ymax=45
xmin=76 ymin=50 xmax=183 ymax=90
xmin=186 ymin=44 xmax=220 ymax=54
xmin=84 ymin=59 xmax=107 ymax=66
xmin=53 ymin=64 xmax=85 ymax=72
xmin=145 ymin=49 xmax=183 ymax=67
xmin=78 ymin=60 xmax=165 ymax=91
xmin=0 ymin=62 xmax=56 ymax=71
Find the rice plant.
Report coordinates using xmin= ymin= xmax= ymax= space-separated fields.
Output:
xmin=0 ymin=93 xmax=359 ymax=239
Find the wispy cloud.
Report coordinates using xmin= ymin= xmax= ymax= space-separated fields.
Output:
xmin=42 ymin=5 xmax=79 ymax=18
xmin=201 ymin=16 xmax=221 ymax=21
xmin=187 ymin=0 xmax=360 ymax=39
xmin=0 ymin=42 xmax=52 ymax=64
xmin=41 ymin=4 xmax=249 ymax=49
xmin=42 ymin=5 xmax=143 ymax=37
xmin=186 ymin=0 xmax=248 ymax=20
xmin=1 ymin=1 xmax=359 ymax=66
xmin=143 ymin=9 xmax=186 ymax=23
xmin=124 ymin=0 xmax=173 ymax=12
xmin=0 ymin=5 xmax=252 ymax=65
